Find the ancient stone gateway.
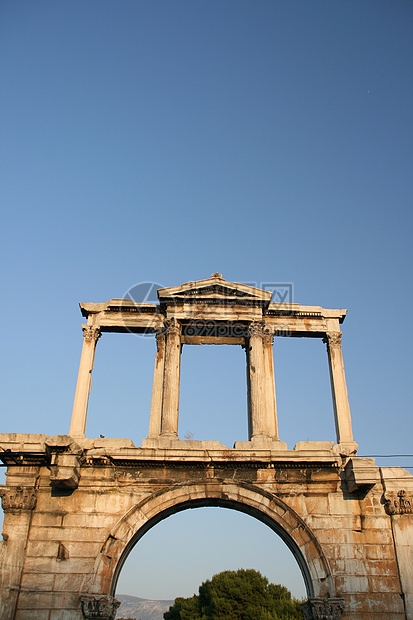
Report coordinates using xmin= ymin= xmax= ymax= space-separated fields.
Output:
xmin=1 ymin=274 xmax=412 ymax=620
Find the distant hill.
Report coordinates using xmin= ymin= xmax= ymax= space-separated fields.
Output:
xmin=116 ymin=594 xmax=174 ymax=620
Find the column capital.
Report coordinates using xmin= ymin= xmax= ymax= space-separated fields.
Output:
xmin=154 ymin=327 xmax=166 ymax=350
xmin=323 ymin=332 xmax=342 ymax=348
xmin=248 ymin=321 xmax=265 ymax=337
xmin=248 ymin=322 xmax=273 ymax=345
xmin=300 ymin=597 xmax=345 ymax=620
xmin=163 ymin=318 xmax=181 ymax=338
xmin=0 ymin=486 xmax=37 ymax=511
xmin=82 ymin=325 xmax=101 ymax=343
xmin=80 ymin=594 xmax=120 ymax=620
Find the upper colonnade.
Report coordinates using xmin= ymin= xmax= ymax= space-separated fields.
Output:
xmin=69 ymin=274 xmax=357 ymax=455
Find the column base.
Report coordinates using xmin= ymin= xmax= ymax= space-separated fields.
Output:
xmin=142 ymin=437 xmax=227 ymax=449
xmin=233 ymin=437 xmax=288 ymax=450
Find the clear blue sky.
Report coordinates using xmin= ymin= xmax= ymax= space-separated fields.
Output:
xmin=1 ymin=0 xmax=412 ymax=603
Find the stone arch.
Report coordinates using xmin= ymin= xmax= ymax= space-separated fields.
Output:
xmin=90 ymin=480 xmax=334 ymax=600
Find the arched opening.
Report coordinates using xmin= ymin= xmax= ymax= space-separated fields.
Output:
xmin=115 ymin=506 xmax=307 ymax=601
xmin=113 ymin=503 xmax=308 ymax=604
xmin=90 ymin=483 xmax=333 ymax=605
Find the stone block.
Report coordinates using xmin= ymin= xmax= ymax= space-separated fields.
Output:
xmin=60 ymin=541 xmax=103 ymax=558
xmin=268 ymin=500 xmax=287 ymax=519
xmin=303 ymin=539 xmax=320 ymax=562
xmin=365 ymin=544 xmax=396 ymax=560
xmin=15 ymin=611 xmax=51 ymax=620
xmin=353 ymin=528 xmax=393 ymax=545
xmin=364 ymin=558 xmax=400 ymax=577
xmin=28 ymin=525 xmax=109 ymax=543
xmin=61 ymin=513 xmax=116 ymax=529
xmin=380 ymin=466 xmax=413 ymax=494
xmin=332 ymin=441 xmax=359 ymax=457
xmin=52 ymin=572 xmax=91 ymax=592
xmin=295 ymin=525 xmax=312 ymax=546
xmin=348 ymin=592 xmax=405 ymax=614
xmin=93 ymin=438 xmax=135 ymax=448
xmin=293 ymin=441 xmax=334 ymax=452
xmin=0 ymin=433 xmax=49 ymax=452
xmin=368 ymin=575 xmax=402 ymax=593
xmin=141 ymin=437 xmax=227 ymax=449
xmin=20 ymin=572 xmax=55 ymax=591
xmin=328 ymin=492 xmax=361 ymax=516
xmin=16 ymin=591 xmax=79 ymax=609
xmin=309 ymin=556 xmax=328 ymax=582
xmin=333 ymin=542 xmax=367 ymax=561
xmin=304 ymin=494 xmax=328 ymax=516
xmin=329 ymin=558 xmax=369 ymax=577
xmin=257 ymin=468 xmax=275 ymax=483
xmin=26 ymin=541 xmax=59 ymax=557
xmin=359 ymin=515 xmax=391 ymax=530
xmin=345 ymin=458 xmax=380 ymax=493
xmin=314 ymin=528 xmax=352 ymax=545
xmin=218 ymin=483 xmax=244 ymax=502
xmin=45 ymin=435 xmax=82 ymax=453
xmin=31 ymin=512 xmax=65 ymax=528
xmin=279 ymin=508 xmax=298 ymax=529
xmin=49 ymin=611 xmax=82 ymax=620
xmin=307 ymin=514 xmax=361 ymax=532
xmin=335 ymin=574 xmax=369 ymax=593
xmin=94 ymin=493 xmax=128 ymax=514
xmin=106 ymin=522 xmax=133 ymax=545
xmin=24 ymin=556 xmax=94 ymax=574
xmin=36 ymin=492 xmax=97 ymax=514
xmin=282 ymin=494 xmax=303 ymax=515
xmin=233 ymin=438 xmax=287 ymax=450
xmin=49 ymin=453 xmax=81 ymax=489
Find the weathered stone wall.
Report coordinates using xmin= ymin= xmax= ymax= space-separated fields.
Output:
xmin=1 ymin=435 xmax=412 ymax=620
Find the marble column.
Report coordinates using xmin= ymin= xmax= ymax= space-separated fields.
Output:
xmin=247 ymin=323 xmax=273 ymax=439
xmin=245 ymin=342 xmax=253 ymax=440
xmin=69 ymin=325 xmax=101 ymax=438
xmin=324 ymin=332 xmax=354 ymax=446
xmin=262 ymin=330 xmax=279 ymax=439
xmin=160 ymin=320 xmax=182 ymax=438
xmin=148 ymin=328 xmax=166 ymax=438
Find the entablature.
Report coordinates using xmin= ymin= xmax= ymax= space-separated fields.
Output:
xmin=78 ymin=284 xmax=347 ymax=339
xmin=0 ymin=433 xmax=344 ymax=468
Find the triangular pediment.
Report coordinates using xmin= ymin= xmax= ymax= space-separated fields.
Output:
xmin=157 ymin=274 xmax=272 ymax=306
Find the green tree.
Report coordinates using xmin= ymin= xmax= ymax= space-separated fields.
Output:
xmin=164 ymin=595 xmax=203 ymax=620
xmin=164 ymin=569 xmax=304 ymax=620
